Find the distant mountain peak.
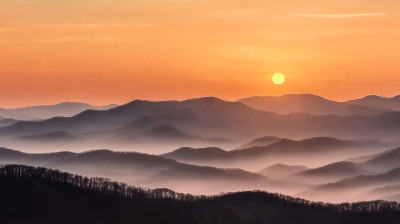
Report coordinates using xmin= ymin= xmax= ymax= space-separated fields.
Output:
xmin=182 ymin=96 xmax=226 ymax=102
xmin=239 ymin=93 xmax=331 ymax=101
xmin=162 ymin=146 xmax=228 ymax=160
xmin=123 ymin=97 xmax=229 ymax=107
xmin=237 ymin=136 xmax=282 ymax=149
xmin=267 ymin=163 xmax=307 ymax=169
xmin=124 ymin=99 xmax=156 ymax=106
xmin=173 ymin=146 xmax=226 ymax=154
xmin=361 ymin=95 xmax=388 ymax=100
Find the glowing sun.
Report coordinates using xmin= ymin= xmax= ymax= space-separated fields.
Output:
xmin=272 ymin=73 xmax=285 ymax=85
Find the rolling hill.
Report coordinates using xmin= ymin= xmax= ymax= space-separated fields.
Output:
xmin=0 ymin=147 xmax=268 ymax=195
xmin=237 ymin=136 xmax=282 ymax=149
xmin=364 ymin=147 xmax=400 ymax=171
xmin=291 ymin=161 xmax=368 ymax=183
xmin=300 ymin=167 xmax=400 ymax=202
xmin=290 ymin=147 xmax=400 ymax=184
xmin=163 ymin=137 xmax=392 ymax=170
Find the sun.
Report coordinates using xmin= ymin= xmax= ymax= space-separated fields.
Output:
xmin=272 ymin=73 xmax=285 ymax=85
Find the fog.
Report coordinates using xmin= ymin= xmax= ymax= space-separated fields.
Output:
xmin=1 ymin=96 xmax=400 ymax=203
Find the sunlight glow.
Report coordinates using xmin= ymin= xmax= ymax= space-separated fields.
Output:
xmin=272 ymin=73 xmax=285 ymax=85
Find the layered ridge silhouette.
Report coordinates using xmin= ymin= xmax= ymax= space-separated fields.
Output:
xmin=163 ymin=137 xmax=393 ymax=169
xmin=0 ymin=147 xmax=269 ymax=194
xmin=2 ymin=96 xmax=400 ymax=140
xmin=1 ymin=94 xmax=400 ymax=203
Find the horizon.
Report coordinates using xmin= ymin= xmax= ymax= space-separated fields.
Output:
xmin=1 ymin=92 xmax=400 ymax=109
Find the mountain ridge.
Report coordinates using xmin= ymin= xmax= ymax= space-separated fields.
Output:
xmin=238 ymin=94 xmax=386 ymax=115
xmin=0 ymin=102 xmax=118 ymax=120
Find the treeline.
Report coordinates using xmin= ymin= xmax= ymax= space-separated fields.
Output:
xmin=1 ymin=164 xmax=399 ymax=213
xmin=0 ymin=164 xmax=198 ymax=202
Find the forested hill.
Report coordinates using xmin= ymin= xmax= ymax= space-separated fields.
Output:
xmin=0 ymin=165 xmax=399 ymax=224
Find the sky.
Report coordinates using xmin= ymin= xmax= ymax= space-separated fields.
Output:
xmin=0 ymin=0 xmax=399 ymax=108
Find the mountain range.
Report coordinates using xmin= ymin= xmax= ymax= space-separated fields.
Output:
xmin=2 ymin=96 xmax=400 ymax=154
xmin=1 ymin=94 xmax=400 ymax=202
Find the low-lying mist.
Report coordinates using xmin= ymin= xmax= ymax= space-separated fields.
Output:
xmin=1 ymin=96 xmax=400 ymax=203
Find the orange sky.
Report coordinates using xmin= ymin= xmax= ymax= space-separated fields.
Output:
xmin=0 ymin=0 xmax=399 ymax=108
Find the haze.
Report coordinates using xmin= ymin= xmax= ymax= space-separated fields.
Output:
xmin=1 ymin=0 xmax=400 ymax=214
xmin=2 ymin=94 xmax=400 ymax=203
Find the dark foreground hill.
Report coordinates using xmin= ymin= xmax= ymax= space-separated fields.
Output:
xmin=0 ymin=165 xmax=399 ymax=224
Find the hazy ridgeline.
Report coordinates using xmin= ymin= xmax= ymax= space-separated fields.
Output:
xmin=1 ymin=94 xmax=400 ymax=203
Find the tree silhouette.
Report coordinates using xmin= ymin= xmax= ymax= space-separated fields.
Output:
xmin=0 ymin=164 xmax=399 ymax=224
